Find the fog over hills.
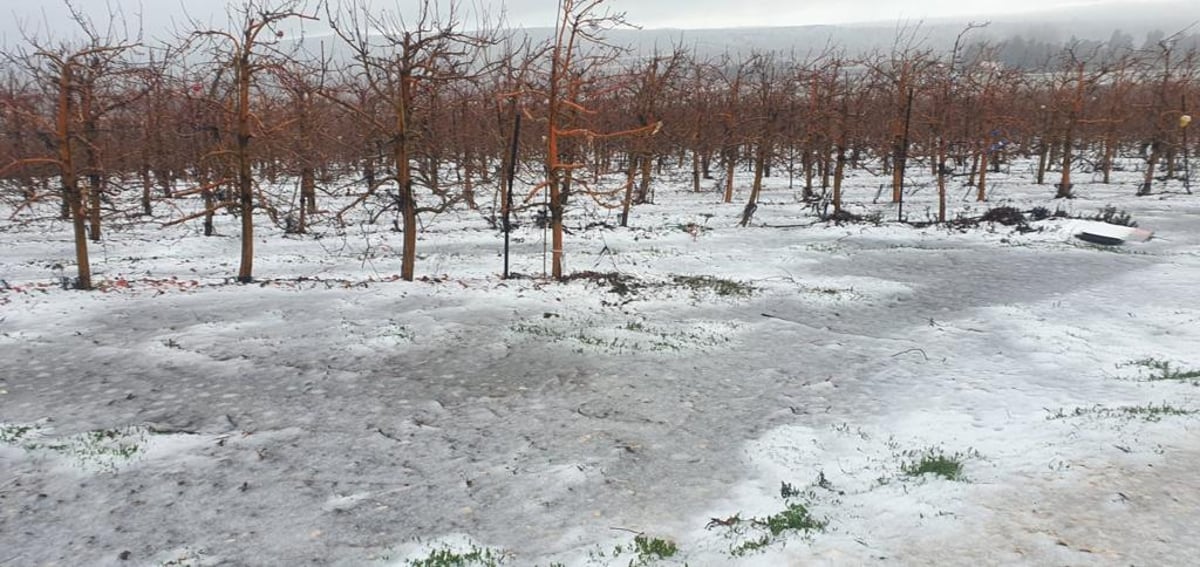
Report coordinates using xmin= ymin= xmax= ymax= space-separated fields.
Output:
xmin=579 ymin=0 xmax=1200 ymax=57
xmin=4 ymin=0 xmax=1196 ymax=64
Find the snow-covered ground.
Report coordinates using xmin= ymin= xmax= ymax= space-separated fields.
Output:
xmin=2 ymin=159 xmax=1199 ymax=566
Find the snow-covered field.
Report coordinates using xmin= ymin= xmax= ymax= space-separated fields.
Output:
xmin=2 ymin=160 xmax=1200 ymax=566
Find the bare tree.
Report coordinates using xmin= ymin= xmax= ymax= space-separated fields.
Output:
xmin=0 ymin=3 xmax=143 ymax=289
xmin=1053 ymin=47 xmax=1105 ymax=199
xmin=529 ymin=0 xmax=660 ymax=280
xmin=1139 ymin=25 xmax=1196 ymax=195
xmin=186 ymin=0 xmax=317 ymax=282
xmin=323 ymin=0 xmax=494 ymax=281
xmin=739 ymin=52 xmax=786 ymax=226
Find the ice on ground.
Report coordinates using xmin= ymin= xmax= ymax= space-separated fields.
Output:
xmin=2 ymin=159 xmax=1199 ymax=565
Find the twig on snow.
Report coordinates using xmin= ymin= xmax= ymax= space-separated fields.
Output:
xmin=609 ymin=526 xmax=643 ymax=535
xmin=891 ymin=348 xmax=930 ymax=361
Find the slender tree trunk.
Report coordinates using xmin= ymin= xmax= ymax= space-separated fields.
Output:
xmin=297 ymin=166 xmax=314 ymax=233
xmin=620 ymin=156 xmax=636 ymax=227
xmin=463 ymin=151 xmax=477 ymax=210
xmin=637 ymin=152 xmax=652 ymax=204
xmin=394 ymin=70 xmax=418 ymax=282
xmin=977 ymin=150 xmax=989 ymax=202
xmin=236 ymin=54 xmax=255 ymax=283
xmin=1057 ymin=122 xmax=1075 ymax=199
xmin=740 ymin=140 xmax=767 ymax=226
xmin=547 ymin=39 xmax=565 ymax=280
xmin=200 ymin=170 xmax=216 ymax=237
xmin=937 ymin=156 xmax=947 ymax=223
xmin=832 ymin=144 xmax=846 ymax=213
xmin=1036 ymin=137 xmax=1050 ymax=185
xmin=893 ymin=87 xmax=915 ymax=203
xmin=691 ymin=149 xmax=701 ymax=192
xmin=821 ymin=146 xmax=831 ymax=189
xmin=141 ymin=163 xmax=153 ymax=216
xmin=61 ymin=186 xmax=71 ymax=220
xmin=802 ymin=148 xmax=814 ymax=198
xmin=299 ymin=97 xmax=317 ymax=216
xmin=87 ymin=169 xmax=103 ymax=241
xmin=58 ymin=64 xmax=91 ymax=290
xmin=1102 ymin=130 xmax=1116 ymax=184
xmin=82 ymin=87 xmax=103 ymax=241
xmin=1141 ymin=141 xmax=1161 ymax=196
xmin=303 ymin=167 xmax=316 ymax=213
xmin=722 ymin=146 xmax=736 ymax=203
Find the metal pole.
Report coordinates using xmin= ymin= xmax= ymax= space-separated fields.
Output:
xmin=503 ymin=109 xmax=522 ymax=278
xmin=1182 ymin=95 xmax=1192 ymax=194
xmin=1185 ymin=121 xmax=1192 ymax=194
xmin=898 ymin=87 xmax=914 ymax=222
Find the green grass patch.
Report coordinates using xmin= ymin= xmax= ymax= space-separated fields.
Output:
xmin=406 ymin=545 xmax=506 ymax=567
xmin=901 ymin=451 xmax=966 ymax=481
xmin=632 ymin=535 xmax=679 ymax=564
xmin=586 ymin=535 xmax=679 ymax=566
xmin=1119 ymin=357 xmax=1200 ymax=383
xmin=0 ymin=423 xmax=34 ymax=444
xmin=671 ymin=275 xmax=755 ymax=298
xmin=1 ymin=422 xmax=149 ymax=472
xmin=511 ymin=316 xmax=736 ymax=355
xmin=1047 ymin=403 xmax=1198 ymax=422
xmin=708 ymin=501 xmax=826 ymax=557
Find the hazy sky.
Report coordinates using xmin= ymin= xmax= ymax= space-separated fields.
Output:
xmin=0 ymin=0 xmax=1181 ymax=42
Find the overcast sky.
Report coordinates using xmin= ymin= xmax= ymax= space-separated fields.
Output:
xmin=0 ymin=0 xmax=1182 ymax=43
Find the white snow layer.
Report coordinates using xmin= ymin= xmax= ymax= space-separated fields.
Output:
xmin=2 ymin=160 xmax=1199 ymax=566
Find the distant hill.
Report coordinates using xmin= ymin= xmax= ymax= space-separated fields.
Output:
xmin=201 ymin=1 xmax=1200 ymax=70
xmin=497 ymin=0 xmax=1200 ymax=58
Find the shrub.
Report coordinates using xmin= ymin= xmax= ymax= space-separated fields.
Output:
xmin=1090 ymin=206 xmax=1137 ymax=227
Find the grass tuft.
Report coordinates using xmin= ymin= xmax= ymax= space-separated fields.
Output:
xmin=1119 ymin=357 xmax=1200 ymax=383
xmin=406 ymin=545 xmax=505 ymax=567
xmin=2 ymin=422 xmax=148 ymax=472
xmin=671 ymin=275 xmax=755 ymax=298
xmin=632 ymin=535 xmax=678 ymax=563
xmin=1048 ymin=403 xmax=1198 ymax=422
xmin=709 ymin=502 xmax=825 ymax=557
xmin=901 ymin=452 xmax=965 ymax=481
xmin=899 ymin=446 xmax=979 ymax=482
xmin=0 ymin=423 xmax=34 ymax=444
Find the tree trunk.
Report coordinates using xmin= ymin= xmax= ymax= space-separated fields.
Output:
xmin=87 ymin=171 xmax=103 ymax=241
xmin=802 ymin=148 xmax=814 ymax=199
xmin=1036 ymin=137 xmax=1050 ymax=185
xmin=83 ymin=107 xmax=103 ymax=241
xmin=722 ymin=146 xmax=736 ymax=203
xmin=691 ymin=149 xmax=701 ymax=192
xmin=620 ymin=156 xmax=636 ymax=227
xmin=1101 ymin=131 xmax=1116 ymax=184
xmin=58 ymin=64 xmax=91 ymax=290
xmin=463 ymin=152 xmax=477 ymax=210
xmin=141 ymin=164 xmax=153 ymax=216
xmin=297 ymin=166 xmax=315 ymax=233
xmin=832 ymin=144 xmax=846 ymax=213
xmin=236 ymin=54 xmax=256 ymax=283
xmin=977 ymin=143 xmax=989 ymax=202
xmin=1140 ymin=141 xmax=1161 ymax=196
xmin=636 ymin=153 xmax=652 ymax=204
xmin=393 ymin=70 xmax=418 ymax=282
xmin=1057 ymin=122 xmax=1075 ymax=199
xmin=740 ymin=140 xmax=767 ymax=226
